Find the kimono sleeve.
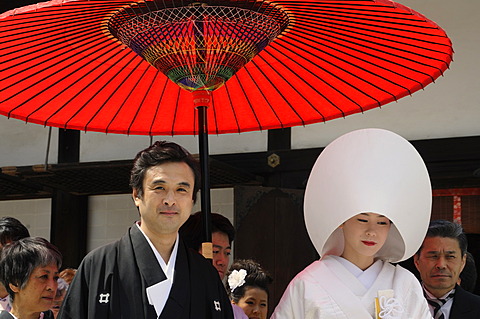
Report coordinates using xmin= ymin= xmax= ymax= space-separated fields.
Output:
xmin=58 ymin=246 xmax=115 ymax=319
xmin=394 ymin=266 xmax=432 ymax=319
xmin=271 ymin=276 xmax=307 ymax=319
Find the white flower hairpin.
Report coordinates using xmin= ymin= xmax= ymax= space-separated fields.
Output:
xmin=228 ymin=269 xmax=247 ymax=292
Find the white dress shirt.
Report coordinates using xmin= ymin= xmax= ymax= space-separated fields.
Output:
xmin=423 ymin=284 xmax=455 ymax=319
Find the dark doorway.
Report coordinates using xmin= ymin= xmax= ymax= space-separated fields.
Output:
xmin=234 ymin=186 xmax=319 ymax=316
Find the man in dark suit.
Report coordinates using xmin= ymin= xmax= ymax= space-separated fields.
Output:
xmin=59 ymin=141 xmax=233 ymax=319
xmin=414 ymin=220 xmax=480 ymax=319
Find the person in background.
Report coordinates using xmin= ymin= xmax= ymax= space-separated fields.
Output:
xmin=414 ymin=220 xmax=480 ymax=318
xmin=51 ymin=278 xmax=68 ymax=319
xmin=58 ymin=141 xmax=233 ymax=319
xmin=458 ymin=251 xmax=477 ymax=293
xmin=0 ymin=217 xmax=30 ymax=248
xmin=180 ymin=211 xmax=247 ymax=319
xmin=0 ymin=216 xmax=30 ymax=312
xmin=58 ymin=269 xmax=76 ymax=286
xmin=51 ymin=268 xmax=75 ymax=317
xmin=225 ymin=259 xmax=272 ymax=319
xmin=0 ymin=237 xmax=62 ymax=319
xmin=180 ymin=211 xmax=235 ymax=280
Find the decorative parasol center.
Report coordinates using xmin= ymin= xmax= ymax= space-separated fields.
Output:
xmin=109 ymin=0 xmax=290 ymax=91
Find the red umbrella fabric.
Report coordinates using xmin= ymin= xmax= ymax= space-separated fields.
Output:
xmin=0 ymin=0 xmax=452 ymax=136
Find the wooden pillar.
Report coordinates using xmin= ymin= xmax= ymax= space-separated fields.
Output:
xmin=266 ymin=128 xmax=291 ymax=187
xmin=267 ymin=128 xmax=291 ymax=151
xmin=58 ymin=129 xmax=80 ymax=163
xmin=50 ymin=129 xmax=88 ymax=268
xmin=51 ymin=190 xmax=88 ymax=268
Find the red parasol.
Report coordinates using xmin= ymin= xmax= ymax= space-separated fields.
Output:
xmin=0 ymin=0 xmax=452 ymax=135
xmin=0 ymin=0 xmax=453 ymax=251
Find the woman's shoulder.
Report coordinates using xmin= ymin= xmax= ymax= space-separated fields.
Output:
xmin=390 ymin=263 xmax=424 ymax=294
xmin=391 ymin=262 xmax=418 ymax=279
xmin=286 ymin=258 xmax=329 ymax=286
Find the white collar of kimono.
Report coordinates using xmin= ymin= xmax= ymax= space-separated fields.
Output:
xmin=331 ymin=255 xmax=383 ymax=290
xmin=304 ymin=128 xmax=432 ymax=263
xmin=136 ymin=222 xmax=178 ymax=278
xmin=136 ymin=222 xmax=178 ymax=316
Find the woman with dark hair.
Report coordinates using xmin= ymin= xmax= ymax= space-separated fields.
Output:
xmin=0 ymin=237 xmax=62 ymax=319
xmin=0 ymin=217 xmax=30 ymax=248
xmin=0 ymin=216 xmax=30 ymax=312
xmin=225 ymin=259 xmax=273 ymax=319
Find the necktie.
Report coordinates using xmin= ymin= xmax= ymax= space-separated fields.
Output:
xmin=426 ymin=298 xmax=446 ymax=319
xmin=425 ymin=292 xmax=454 ymax=319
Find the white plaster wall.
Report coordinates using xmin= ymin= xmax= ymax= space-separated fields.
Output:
xmin=86 ymin=194 xmax=139 ymax=252
xmin=0 ymin=198 xmax=51 ymax=240
xmin=0 ymin=117 xmax=59 ymax=166
xmin=78 ymin=130 xmax=267 ymax=162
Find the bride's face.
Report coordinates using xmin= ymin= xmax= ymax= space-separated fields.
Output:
xmin=341 ymin=212 xmax=391 ymax=262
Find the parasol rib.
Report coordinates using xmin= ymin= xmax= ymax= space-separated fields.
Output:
xmin=268 ymin=41 xmax=381 ymax=112
xmin=148 ymin=73 xmax=170 ymax=136
xmin=231 ymin=73 xmax=266 ymax=131
xmin=52 ymin=54 xmax=142 ymax=128
xmin=171 ymin=89 xmax=182 ymax=136
xmin=240 ymin=66 xmax=286 ymax=129
xmin=292 ymin=20 xmax=450 ymax=75
xmin=282 ymin=29 xmax=435 ymax=90
xmin=100 ymin=61 xmax=151 ymax=134
xmin=3 ymin=40 xmax=128 ymax=119
xmin=249 ymin=58 xmax=306 ymax=127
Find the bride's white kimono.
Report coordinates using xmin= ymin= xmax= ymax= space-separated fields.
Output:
xmin=271 ymin=256 xmax=431 ymax=319
xmin=272 ymin=130 xmax=434 ymax=319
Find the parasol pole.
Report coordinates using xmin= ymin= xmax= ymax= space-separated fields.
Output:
xmin=193 ymin=90 xmax=213 ymax=260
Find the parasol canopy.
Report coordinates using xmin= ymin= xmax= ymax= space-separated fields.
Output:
xmin=0 ymin=0 xmax=453 ymax=136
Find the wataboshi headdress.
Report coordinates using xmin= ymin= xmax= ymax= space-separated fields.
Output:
xmin=304 ymin=128 xmax=432 ymax=263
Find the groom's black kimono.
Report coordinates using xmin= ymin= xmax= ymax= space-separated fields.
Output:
xmin=58 ymin=225 xmax=233 ymax=319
